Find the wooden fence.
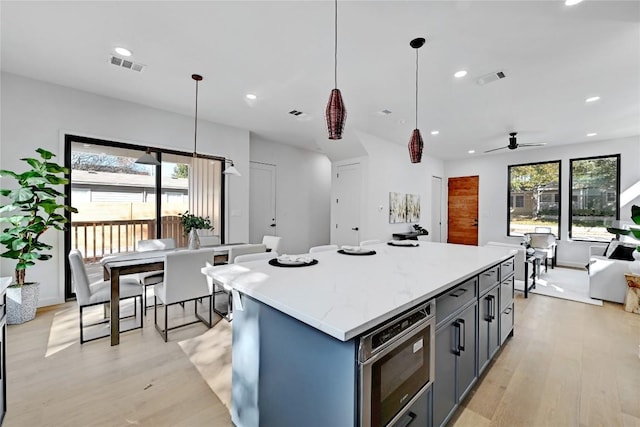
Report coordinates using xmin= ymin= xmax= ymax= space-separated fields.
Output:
xmin=71 ymin=216 xmax=188 ymax=261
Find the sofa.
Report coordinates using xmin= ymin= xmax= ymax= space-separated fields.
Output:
xmin=588 ymin=240 xmax=636 ymax=303
xmin=484 ymin=242 xmax=525 ymax=281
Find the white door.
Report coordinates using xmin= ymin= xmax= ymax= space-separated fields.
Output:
xmin=335 ymin=163 xmax=361 ymax=246
xmin=431 ymin=176 xmax=442 ymax=242
xmin=249 ymin=162 xmax=277 ymax=244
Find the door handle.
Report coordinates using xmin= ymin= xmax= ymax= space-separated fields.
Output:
xmin=270 ymin=223 xmax=276 ymax=227
xmin=472 ymin=219 xmax=478 ymax=227
xmin=457 ymin=318 xmax=466 ymax=352
xmin=396 ymin=411 xmax=417 ymax=427
xmin=352 ymin=227 xmax=359 ymax=231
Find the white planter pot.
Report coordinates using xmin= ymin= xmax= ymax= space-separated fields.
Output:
xmin=188 ymin=229 xmax=200 ymax=250
xmin=7 ymin=282 xmax=40 ymax=324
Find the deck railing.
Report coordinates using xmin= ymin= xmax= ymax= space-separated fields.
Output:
xmin=71 ymin=216 xmax=188 ymax=261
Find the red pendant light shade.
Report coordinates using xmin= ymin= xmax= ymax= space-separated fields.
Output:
xmin=408 ymin=37 xmax=426 ymax=163
xmin=325 ymin=0 xmax=346 ymax=140
xmin=408 ymin=129 xmax=424 ymax=164
xmin=326 ymin=88 xmax=347 ymax=140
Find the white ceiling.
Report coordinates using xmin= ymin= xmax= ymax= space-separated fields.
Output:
xmin=2 ymin=1 xmax=639 ymax=160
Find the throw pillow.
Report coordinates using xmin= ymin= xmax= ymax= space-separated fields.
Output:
xmin=604 ymin=239 xmax=619 ymax=258
xmin=608 ymin=244 xmax=636 ymax=261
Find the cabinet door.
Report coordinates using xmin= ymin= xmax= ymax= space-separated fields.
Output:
xmin=478 ymin=287 xmax=496 ymax=374
xmin=487 ymin=287 xmax=500 ymax=361
xmin=456 ymin=302 xmax=477 ymax=402
xmin=433 ymin=323 xmax=457 ymax=427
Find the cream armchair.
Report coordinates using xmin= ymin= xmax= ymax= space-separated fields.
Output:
xmin=588 ymin=243 xmax=633 ymax=303
xmin=526 ymin=232 xmax=558 ymax=268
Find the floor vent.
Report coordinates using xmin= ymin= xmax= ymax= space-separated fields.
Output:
xmin=109 ymin=55 xmax=145 ymax=72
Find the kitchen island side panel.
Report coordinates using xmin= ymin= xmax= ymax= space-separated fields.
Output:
xmin=232 ymin=293 xmax=359 ymax=427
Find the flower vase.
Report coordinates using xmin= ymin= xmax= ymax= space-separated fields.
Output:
xmin=630 ymin=250 xmax=640 ymax=275
xmin=188 ymin=229 xmax=200 ymax=250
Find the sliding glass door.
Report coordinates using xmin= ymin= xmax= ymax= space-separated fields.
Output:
xmin=64 ymin=135 xmax=224 ymax=299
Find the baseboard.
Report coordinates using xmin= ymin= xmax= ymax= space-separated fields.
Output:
xmin=555 ymin=262 xmax=587 ymax=270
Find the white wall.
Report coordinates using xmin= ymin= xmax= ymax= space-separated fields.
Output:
xmin=249 ymin=135 xmax=332 ymax=254
xmin=330 ymin=131 xmax=445 ymax=244
xmin=444 ymin=136 xmax=640 ymax=268
xmin=0 ymin=72 xmax=250 ymax=306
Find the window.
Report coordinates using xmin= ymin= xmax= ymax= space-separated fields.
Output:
xmin=569 ymin=155 xmax=620 ymax=241
xmin=508 ymin=161 xmax=561 ymax=237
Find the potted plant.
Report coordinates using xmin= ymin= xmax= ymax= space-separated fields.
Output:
xmin=606 ymin=204 xmax=640 ymax=274
xmin=177 ymin=210 xmax=213 ymax=249
xmin=0 ymin=148 xmax=77 ymax=324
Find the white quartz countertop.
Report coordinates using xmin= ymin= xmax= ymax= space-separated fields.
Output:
xmin=202 ymin=242 xmax=516 ymax=341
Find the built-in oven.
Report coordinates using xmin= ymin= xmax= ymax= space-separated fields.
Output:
xmin=359 ymin=300 xmax=436 ymax=427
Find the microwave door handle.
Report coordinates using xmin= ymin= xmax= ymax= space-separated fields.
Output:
xmin=396 ymin=411 xmax=417 ymax=427
xmin=458 ymin=318 xmax=466 ymax=352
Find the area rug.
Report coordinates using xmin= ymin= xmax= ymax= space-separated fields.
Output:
xmin=178 ymin=318 xmax=232 ymax=412
xmin=514 ymin=267 xmax=603 ymax=306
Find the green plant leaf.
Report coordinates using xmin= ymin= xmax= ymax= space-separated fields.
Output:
xmin=44 ymin=175 xmax=69 ymax=185
xmin=36 ymin=148 xmax=55 ymax=160
xmin=0 ymin=169 xmax=18 ymax=179
xmin=23 ymin=158 xmax=45 ymax=171
xmin=45 ymin=163 xmax=67 ymax=174
xmin=9 ymin=187 xmax=34 ymax=202
xmin=25 ymin=177 xmax=49 ymax=186
xmin=632 ymin=205 xmax=640 ymax=225
xmin=10 ymin=240 xmax=27 ymax=251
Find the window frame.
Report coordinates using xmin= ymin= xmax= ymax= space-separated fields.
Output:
xmin=507 ymin=160 xmax=562 ymax=238
xmin=568 ymin=154 xmax=620 ymax=242
xmin=63 ymin=134 xmax=228 ymax=300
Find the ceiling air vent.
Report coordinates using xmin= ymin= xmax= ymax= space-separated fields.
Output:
xmin=378 ymin=109 xmax=392 ymax=116
xmin=109 ymin=55 xmax=145 ymax=72
xmin=476 ymin=70 xmax=506 ymax=86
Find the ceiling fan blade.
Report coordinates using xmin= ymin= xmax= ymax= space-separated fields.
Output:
xmin=518 ymin=142 xmax=547 ymax=147
xmin=484 ymin=146 xmax=508 ymax=153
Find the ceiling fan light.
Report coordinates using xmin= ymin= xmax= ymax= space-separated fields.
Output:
xmin=408 ymin=129 xmax=424 ymax=164
xmin=326 ymin=88 xmax=347 ymax=140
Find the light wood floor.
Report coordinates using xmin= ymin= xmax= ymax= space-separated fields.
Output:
xmin=5 ymin=282 xmax=640 ymax=426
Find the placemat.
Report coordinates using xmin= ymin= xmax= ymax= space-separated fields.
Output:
xmin=337 ymin=249 xmax=376 ymax=256
xmin=268 ymin=258 xmax=319 ymax=268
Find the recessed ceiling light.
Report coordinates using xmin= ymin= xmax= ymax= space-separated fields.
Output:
xmin=114 ymin=47 xmax=132 ymax=57
xmin=585 ymin=96 xmax=600 ymax=103
xmin=565 ymin=0 xmax=583 ymax=5
xmin=468 ymin=150 xmax=476 ymax=154
xmin=586 ymin=133 xmax=597 ymax=137
xmin=430 ymin=130 xmax=439 ymax=135
xmin=454 ymin=70 xmax=468 ymax=78
xmin=246 ymin=93 xmax=257 ymax=100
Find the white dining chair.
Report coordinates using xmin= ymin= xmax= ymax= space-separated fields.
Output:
xmin=68 ymin=249 xmax=143 ymax=344
xmin=360 ymin=239 xmax=381 ymax=246
xmin=137 ymin=237 xmax=176 ymax=314
xmin=154 ymin=248 xmax=216 ymax=342
xmin=198 ymin=234 xmax=221 ymax=247
xmin=227 ymin=244 xmax=267 ymax=264
xmin=309 ymin=244 xmax=338 ymax=253
xmin=234 ymin=251 xmax=279 ymax=263
xmin=262 ymin=235 xmax=283 ymax=253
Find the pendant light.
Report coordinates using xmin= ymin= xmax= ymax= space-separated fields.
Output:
xmin=135 ymin=148 xmax=160 ymax=166
xmin=408 ymin=37 xmax=426 ymax=164
xmin=325 ymin=0 xmax=346 ymax=140
xmin=192 ymin=74 xmax=203 ymax=157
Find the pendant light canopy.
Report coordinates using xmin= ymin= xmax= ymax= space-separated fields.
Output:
xmin=135 ymin=148 xmax=160 ymax=166
xmin=192 ymin=74 xmax=203 ymax=157
xmin=408 ymin=37 xmax=426 ymax=164
xmin=325 ymin=0 xmax=346 ymax=140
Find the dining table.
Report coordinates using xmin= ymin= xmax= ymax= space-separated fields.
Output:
xmin=101 ymin=243 xmax=242 ymax=346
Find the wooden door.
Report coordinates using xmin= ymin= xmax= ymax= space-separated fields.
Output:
xmin=447 ymin=176 xmax=479 ymax=245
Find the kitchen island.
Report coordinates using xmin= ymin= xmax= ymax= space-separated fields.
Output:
xmin=203 ymin=242 xmax=516 ymax=427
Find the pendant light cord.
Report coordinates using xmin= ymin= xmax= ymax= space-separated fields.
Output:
xmin=194 ymin=79 xmax=199 ymax=157
xmin=334 ymin=0 xmax=338 ymax=89
xmin=415 ymin=48 xmax=419 ymax=129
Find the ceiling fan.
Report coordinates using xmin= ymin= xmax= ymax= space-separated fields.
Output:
xmin=484 ymin=132 xmax=546 ymax=153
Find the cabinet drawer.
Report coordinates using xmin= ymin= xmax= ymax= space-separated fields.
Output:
xmin=436 ymin=277 xmax=477 ymax=325
xmin=500 ymin=276 xmax=514 ymax=311
xmin=500 ymin=303 xmax=514 ymax=345
xmin=479 ymin=265 xmax=499 ymax=295
xmin=500 ymin=258 xmax=515 ymax=280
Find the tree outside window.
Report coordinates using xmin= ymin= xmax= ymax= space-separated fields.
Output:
xmin=569 ymin=155 xmax=620 ymax=241
xmin=508 ymin=161 xmax=561 ymax=237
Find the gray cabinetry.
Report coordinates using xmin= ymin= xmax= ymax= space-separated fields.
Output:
xmin=433 ymin=279 xmax=478 ymax=427
xmin=499 ymin=264 xmax=515 ymax=345
xmin=478 ymin=284 xmax=500 ymax=374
